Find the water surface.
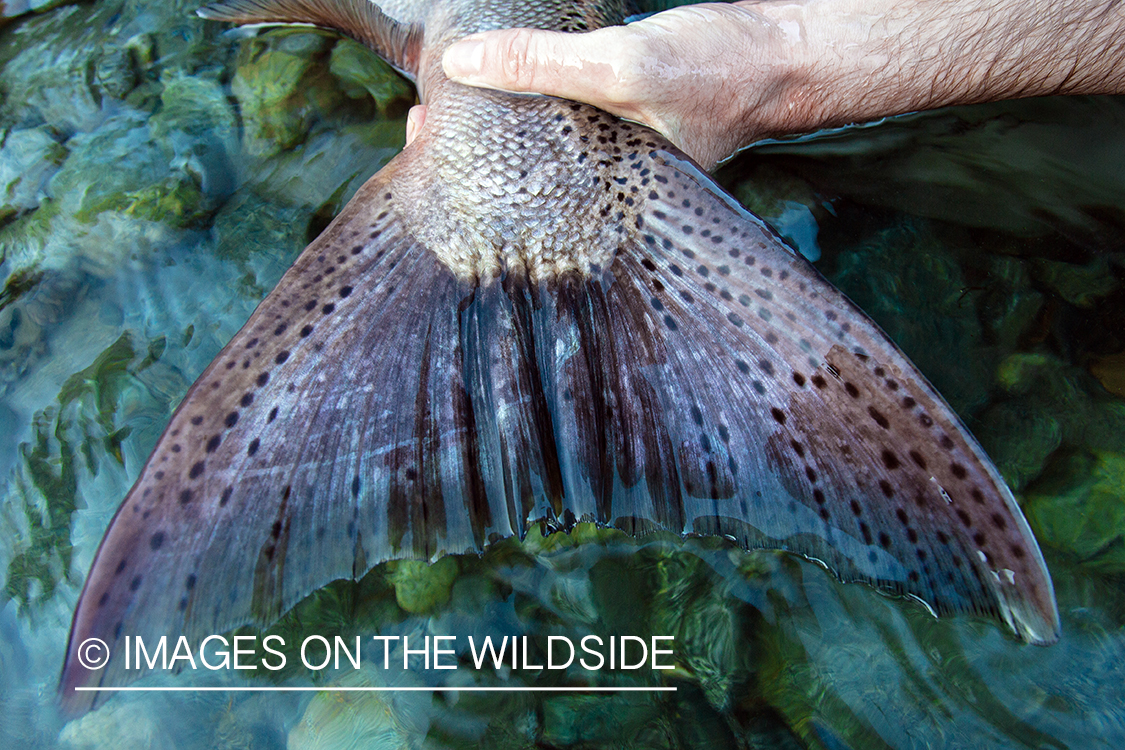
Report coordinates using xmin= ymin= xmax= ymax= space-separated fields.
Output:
xmin=1 ymin=2 xmax=1123 ymax=748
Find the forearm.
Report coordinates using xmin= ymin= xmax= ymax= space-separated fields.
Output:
xmin=439 ymin=0 xmax=1125 ymax=168
xmin=745 ymin=0 xmax=1125 ymax=137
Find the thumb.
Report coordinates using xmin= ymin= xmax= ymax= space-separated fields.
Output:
xmin=442 ymin=27 xmax=630 ymax=105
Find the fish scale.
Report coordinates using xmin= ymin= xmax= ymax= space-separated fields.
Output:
xmin=59 ymin=0 xmax=1059 ymax=715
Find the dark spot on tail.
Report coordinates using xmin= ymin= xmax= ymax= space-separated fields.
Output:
xmin=149 ymin=532 xmax=164 ymax=550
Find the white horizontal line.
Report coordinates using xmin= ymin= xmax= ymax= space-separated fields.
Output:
xmin=76 ymin=686 xmax=676 ymax=693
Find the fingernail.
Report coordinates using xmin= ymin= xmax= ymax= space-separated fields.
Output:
xmin=443 ymin=38 xmax=484 ymax=79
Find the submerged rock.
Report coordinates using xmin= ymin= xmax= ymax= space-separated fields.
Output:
xmin=1023 ymin=450 xmax=1125 ymax=573
xmin=287 ymin=669 xmax=430 ymax=750
xmin=388 ymin=557 xmax=460 ymax=615
xmin=977 ymin=352 xmax=1125 ymax=490
xmin=231 ymin=31 xmax=340 ymax=158
xmin=0 ymin=126 xmax=66 ymax=222
xmin=831 ymin=219 xmax=994 ymax=415
xmin=329 ymin=37 xmax=414 ymax=115
xmin=58 ymin=697 xmax=174 ymax=750
xmin=1090 ymin=351 xmax=1125 ymax=398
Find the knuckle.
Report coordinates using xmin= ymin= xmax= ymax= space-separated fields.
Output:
xmin=498 ymin=28 xmax=541 ymax=89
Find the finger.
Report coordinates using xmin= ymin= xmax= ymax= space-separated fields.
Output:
xmin=441 ymin=27 xmax=635 ymax=108
xmin=405 ymin=105 xmax=427 ymax=145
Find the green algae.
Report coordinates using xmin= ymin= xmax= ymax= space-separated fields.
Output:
xmin=4 ymin=406 xmax=78 ymax=608
xmin=2 ymin=332 xmax=170 ymax=609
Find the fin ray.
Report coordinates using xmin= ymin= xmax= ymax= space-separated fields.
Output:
xmin=197 ymin=0 xmax=424 ymax=77
xmin=62 ymin=113 xmax=1060 ymax=718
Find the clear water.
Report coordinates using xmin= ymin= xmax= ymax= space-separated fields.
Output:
xmin=1 ymin=2 xmax=1123 ymax=748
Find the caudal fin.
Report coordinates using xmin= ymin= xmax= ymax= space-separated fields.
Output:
xmin=61 ymin=113 xmax=1059 ymax=718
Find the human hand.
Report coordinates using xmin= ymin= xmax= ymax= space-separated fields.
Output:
xmin=423 ymin=0 xmax=1125 ymax=171
xmin=436 ymin=3 xmax=810 ymax=170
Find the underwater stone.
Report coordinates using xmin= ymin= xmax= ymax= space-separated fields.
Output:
xmin=540 ymin=692 xmax=681 ymax=748
xmin=1032 ymin=256 xmax=1121 ymax=309
xmin=1024 ymin=450 xmax=1125 ymax=573
xmin=831 ymin=219 xmax=992 ymax=415
xmin=287 ymin=668 xmax=429 ymax=750
xmin=329 ymin=38 xmax=414 ymax=115
xmin=58 ymin=693 xmax=173 ymax=749
xmin=230 ymin=32 xmax=337 ymax=158
xmin=0 ymin=126 xmax=66 ymax=222
xmin=387 ymin=556 xmax=459 ymax=615
xmin=975 ymin=400 xmax=1063 ymax=491
xmin=725 ymin=163 xmax=827 ymax=262
xmin=978 ymin=353 xmax=1125 ymax=489
xmin=1090 ymin=352 xmax=1125 ymax=398
xmin=244 ymin=123 xmax=402 ymax=216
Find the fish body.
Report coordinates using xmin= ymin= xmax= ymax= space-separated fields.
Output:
xmin=59 ymin=0 xmax=1059 ymax=714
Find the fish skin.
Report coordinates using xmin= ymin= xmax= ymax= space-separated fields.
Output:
xmin=58 ymin=0 xmax=1059 ymax=716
